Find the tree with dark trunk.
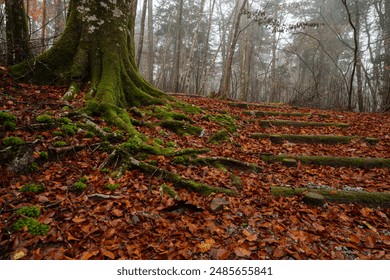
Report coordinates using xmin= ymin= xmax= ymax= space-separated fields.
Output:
xmin=5 ymin=0 xmax=32 ymax=65
xmin=10 ymin=0 xmax=166 ymax=134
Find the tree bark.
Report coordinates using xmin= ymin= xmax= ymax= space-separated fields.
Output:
xmin=10 ymin=0 xmax=165 ymax=134
xmin=172 ymin=0 xmax=184 ymax=92
xmin=218 ymin=0 xmax=248 ymax=99
xmin=5 ymin=0 xmax=32 ymax=65
xmin=147 ymin=0 xmax=154 ymax=83
xmin=136 ymin=0 xmax=148 ymax=68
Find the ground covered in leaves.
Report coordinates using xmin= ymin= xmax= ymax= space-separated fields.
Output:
xmin=1 ymin=67 xmax=390 ymax=260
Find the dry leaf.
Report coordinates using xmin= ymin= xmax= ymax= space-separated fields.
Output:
xmin=101 ymin=248 xmax=116 ymax=259
xmin=80 ymin=250 xmax=99 ymax=260
xmin=12 ymin=248 xmax=27 ymax=260
xmin=234 ymin=247 xmax=251 ymax=257
xmin=112 ymin=209 xmax=123 ymax=217
xmin=216 ymin=248 xmax=230 ymax=260
xmin=197 ymin=239 xmax=215 ymax=253
xmin=72 ymin=216 xmax=86 ymax=223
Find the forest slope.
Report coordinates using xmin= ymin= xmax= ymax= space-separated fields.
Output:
xmin=0 ymin=69 xmax=389 ymax=260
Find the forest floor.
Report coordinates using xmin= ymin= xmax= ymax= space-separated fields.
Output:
xmin=1 ymin=67 xmax=390 ymax=260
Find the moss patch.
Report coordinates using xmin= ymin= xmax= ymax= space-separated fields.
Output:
xmin=208 ymin=129 xmax=229 ymax=144
xmin=2 ymin=136 xmax=25 ymax=146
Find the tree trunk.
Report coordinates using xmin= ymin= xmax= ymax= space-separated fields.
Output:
xmin=218 ymin=0 xmax=248 ymax=99
xmin=41 ymin=0 xmax=47 ymax=53
xmin=136 ymin=0 xmax=148 ymax=68
xmin=5 ymin=0 xmax=32 ymax=65
xmin=382 ymin=0 xmax=390 ymax=110
xmin=147 ymin=0 xmax=154 ymax=84
xmin=172 ymin=0 xmax=184 ymax=92
xmin=10 ymin=0 xmax=165 ymax=134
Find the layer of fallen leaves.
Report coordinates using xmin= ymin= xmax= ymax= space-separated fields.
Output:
xmin=0 ymin=69 xmax=389 ymax=260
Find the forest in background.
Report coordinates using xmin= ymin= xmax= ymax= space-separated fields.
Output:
xmin=1 ymin=0 xmax=390 ymax=112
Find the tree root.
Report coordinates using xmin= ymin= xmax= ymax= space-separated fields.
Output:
xmin=126 ymin=156 xmax=236 ymax=196
xmin=261 ymin=154 xmax=390 ymax=169
xmin=190 ymin=156 xmax=262 ymax=172
xmin=271 ymin=186 xmax=390 ymax=208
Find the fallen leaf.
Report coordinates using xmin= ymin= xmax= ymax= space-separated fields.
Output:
xmin=112 ymin=209 xmax=123 ymax=217
xmin=234 ymin=247 xmax=251 ymax=257
xmin=101 ymin=248 xmax=116 ymax=259
xmin=72 ymin=216 xmax=86 ymax=223
xmin=80 ymin=250 xmax=99 ymax=260
xmin=197 ymin=239 xmax=215 ymax=253
xmin=12 ymin=248 xmax=27 ymax=260
xmin=216 ymin=248 xmax=230 ymax=260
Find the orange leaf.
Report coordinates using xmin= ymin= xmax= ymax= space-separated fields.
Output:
xmin=197 ymin=239 xmax=215 ymax=253
xmin=242 ymin=229 xmax=257 ymax=242
xmin=80 ymin=250 xmax=99 ymax=260
xmin=349 ymin=234 xmax=360 ymax=244
xmin=234 ymin=247 xmax=251 ymax=258
xmin=273 ymin=245 xmax=285 ymax=258
xmin=216 ymin=248 xmax=230 ymax=260
xmin=67 ymin=232 xmax=80 ymax=241
xmin=112 ymin=209 xmax=123 ymax=217
xmin=101 ymin=249 xmax=116 ymax=259
xmin=72 ymin=216 xmax=86 ymax=223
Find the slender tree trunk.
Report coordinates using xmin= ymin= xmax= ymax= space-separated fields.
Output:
xmin=382 ymin=0 xmax=390 ymax=110
xmin=147 ymin=0 xmax=154 ymax=83
xmin=355 ymin=3 xmax=364 ymax=112
xmin=137 ymin=0 xmax=148 ymax=68
xmin=41 ymin=0 xmax=47 ymax=53
xmin=184 ymin=0 xmax=206 ymax=94
xmin=172 ymin=0 xmax=184 ymax=92
xmin=5 ymin=0 xmax=32 ymax=65
xmin=218 ymin=0 xmax=248 ymax=99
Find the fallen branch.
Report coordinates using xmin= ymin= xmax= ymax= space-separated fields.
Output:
xmin=87 ymin=193 xmax=123 ymax=199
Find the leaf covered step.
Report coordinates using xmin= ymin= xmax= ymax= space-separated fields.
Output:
xmin=260 ymin=119 xmax=349 ymax=128
xmin=261 ymin=154 xmax=390 ymax=168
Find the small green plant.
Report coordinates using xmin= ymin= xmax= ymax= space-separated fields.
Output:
xmin=0 ymin=111 xmax=17 ymax=123
xmin=20 ymin=183 xmax=45 ymax=193
xmin=104 ymin=183 xmax=120 ymax=191
xmin=16 ymin=206 xmax=41 ymax=218
xmin=36 ymin=114 xmax=53 ymax=123
xmin=52 ymin=130 xmax=64 ymax=137
xmin=166 ymin=141 xmax=176 ymax=148
xmin=73 ymin=181 xmax=87 ymax=191
xmin=61 ymin=124 xmax=78 ymax=136
xmin=53 ymin=141 xmax=67 ymax=147
xmin=2 ymin=136 xmax=25 ymax=146
xmin=28 ymin=162 xmax=39 ymax=173
xmin=58 ymin=117 xmax=72 ymax=124
xmin=80 ymin=177 xmax=89 ymax=183
xmin=39 ymin=151 xmax=49 ymax=160
xmin=103 ymin=127 xmax=112 ymax=133
xmin=3 ymin=121 xmax=16 ymax=131
xmin=84 ymin=131 xmax=95 ymax=138
xmin=100 ymin=168 xmax=110 ymax=174
xmin=12 ymin=217 xmax=50 ymax=236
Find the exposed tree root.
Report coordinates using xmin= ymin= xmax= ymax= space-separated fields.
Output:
xmin=261 ymin=154 xmax=390 ymax=169
xmin=271 ymin=186 xmax=390 ymax=208
xmin=126 ymin=156 xmax=236 ymax=196
xmin=190 ymin=156 xmax=262 ymax=172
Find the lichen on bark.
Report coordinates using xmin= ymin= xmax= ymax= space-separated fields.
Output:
xmin=9 ymin=0 xmax=166 ymax=134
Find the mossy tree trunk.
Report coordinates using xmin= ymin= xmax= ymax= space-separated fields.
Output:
xmin=5 ymin=0 xmax=32 ymax=65
xmin=10 ymin=0 xmax=165 ymax=134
